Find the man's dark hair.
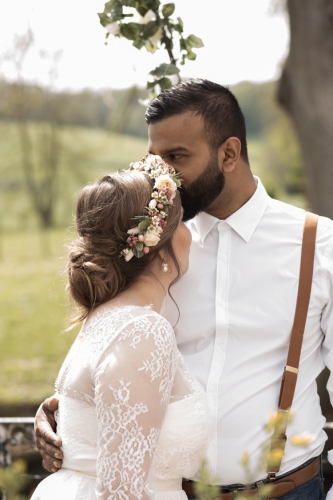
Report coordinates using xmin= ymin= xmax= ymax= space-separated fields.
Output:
xmin=145 ymin=78 xmax=249 ymax=163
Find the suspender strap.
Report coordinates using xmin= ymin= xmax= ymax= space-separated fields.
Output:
xmin=267 ymin=212 xmax=319 ymax=479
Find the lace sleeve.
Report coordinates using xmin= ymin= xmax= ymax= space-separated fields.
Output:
xmin=94 ymin=313 xmax=177 ymax=500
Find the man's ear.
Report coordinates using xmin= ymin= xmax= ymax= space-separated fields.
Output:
xmin=218 ymin=137 xmax=241 ymax=173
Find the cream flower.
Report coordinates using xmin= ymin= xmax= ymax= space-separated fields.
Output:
xmin=127 ymin=226 xmax=140 ymax=235
xmin=105 ymin=22 xmax=121 ymax=36
xmin=155 ymin=174 xmax=177 ymax=192
xmin=145 ymin=154 xmax=163 ymax=169
xmin=144 ymin=230 xmax=161 ymax=247
xmin=130 ymin=161 xmax=144 ymax=171
xmin=138 ymin=10 xmax=155 ymax=24
xmin=124 ymin=249 xmax=134 ymax=261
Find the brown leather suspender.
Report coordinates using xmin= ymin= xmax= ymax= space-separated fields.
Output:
xmin=266 ymin=212 xmax=319 ymax=480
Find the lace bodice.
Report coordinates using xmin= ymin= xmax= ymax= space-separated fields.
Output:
xmin=47 ymin=305 xmax=209 ymax=500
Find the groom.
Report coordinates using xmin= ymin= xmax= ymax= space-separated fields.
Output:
xmin=35 ymin=79 xmax=333 ymax=498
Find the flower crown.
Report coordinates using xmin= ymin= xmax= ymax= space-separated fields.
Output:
xmin=119 ymin=154 xmax=181 ymax=261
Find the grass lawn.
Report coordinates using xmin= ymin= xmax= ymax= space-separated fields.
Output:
xmin=0 ymin=229 xmax=78 ymax=404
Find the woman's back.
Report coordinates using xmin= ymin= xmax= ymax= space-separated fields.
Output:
xmin=32 ymin=305 xmax=209 ymax=499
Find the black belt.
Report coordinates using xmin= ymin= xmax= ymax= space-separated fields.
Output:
xmin=182 ymin=455 xmax=321 ymax=499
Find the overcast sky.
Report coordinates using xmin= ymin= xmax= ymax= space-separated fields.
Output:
xmin=0 ymin=0 xmax=289 ymax=91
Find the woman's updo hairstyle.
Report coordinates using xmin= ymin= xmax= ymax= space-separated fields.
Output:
xmin=67 ymin=170 xmax=182 ymax=324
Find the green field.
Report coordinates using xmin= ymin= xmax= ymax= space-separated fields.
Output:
xmin=0 ymin=123 xmax=149 ymax=405
xmin=0 ymin=122 xmax=306 ymax=406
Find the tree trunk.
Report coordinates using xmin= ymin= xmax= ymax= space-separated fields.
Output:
xmin=277 ymin=0 xmax=333 ymax=217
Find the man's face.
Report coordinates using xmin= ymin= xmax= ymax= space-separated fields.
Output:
xmin=148 ymin=112 xmax=225 ymax=221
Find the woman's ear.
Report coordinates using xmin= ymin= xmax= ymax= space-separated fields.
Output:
xmin=157 ymin=249 xmax=165 ymax=262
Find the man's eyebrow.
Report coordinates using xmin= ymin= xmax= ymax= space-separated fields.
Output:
xmin=148 ymin=146 xmax=190 ymax=155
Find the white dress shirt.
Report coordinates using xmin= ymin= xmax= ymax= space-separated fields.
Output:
xmin=161 ymin=177 xmax=333 ymax=487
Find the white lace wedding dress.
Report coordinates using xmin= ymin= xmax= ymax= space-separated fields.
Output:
xmin=31 ymin=305 xmax=209 ymax=500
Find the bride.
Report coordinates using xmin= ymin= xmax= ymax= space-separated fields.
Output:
xmin=31 ymin=154 xmax=209 ymax=500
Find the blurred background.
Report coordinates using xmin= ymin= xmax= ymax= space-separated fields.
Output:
xmin=1 ymin=0 xmax=333 ymax=496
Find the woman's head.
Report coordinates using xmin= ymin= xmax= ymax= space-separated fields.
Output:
xmin=67 ymin=166 xmax=188 ymax=324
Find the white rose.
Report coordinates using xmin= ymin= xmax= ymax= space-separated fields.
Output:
xmin=144 ymin=230 xmax=161 ymax=247
xmin=149 ymin=199 xmax=157 ymax=209
xmin=105 ymin=23 xmax=121 ymax=36
xmin=155 ymin=174 xmax=177 ymax=192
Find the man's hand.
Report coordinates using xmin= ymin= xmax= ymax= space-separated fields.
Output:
xmin=35 ymin=395 xmax=63 ymax=472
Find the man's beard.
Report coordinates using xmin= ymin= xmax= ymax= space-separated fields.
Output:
xmin=180 ymin=152 xmax=225 ymax=221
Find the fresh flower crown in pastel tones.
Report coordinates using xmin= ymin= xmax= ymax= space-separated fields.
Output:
xmin=118 ymin=154 xmax=181 ymax=261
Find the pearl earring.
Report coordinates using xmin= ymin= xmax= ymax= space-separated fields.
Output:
xmin=162 ymin=257 xmax=168 ymax=273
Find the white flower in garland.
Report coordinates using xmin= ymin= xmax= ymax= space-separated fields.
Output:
xmin=119 ymin=154 xmax=181 ymax=261
xmin=154 ymin=174 xmax=177 ymax=194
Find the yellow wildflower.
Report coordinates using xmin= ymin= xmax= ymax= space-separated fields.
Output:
xmin=290 ymin=432 xmax=316 ymax=446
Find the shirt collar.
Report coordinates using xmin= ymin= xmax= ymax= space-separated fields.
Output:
xmin=194 ymin=176 xmax=269 ymax=244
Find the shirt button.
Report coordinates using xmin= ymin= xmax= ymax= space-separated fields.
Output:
xmin=219 ymin=299 xmax=226 ymax=307
xmin=220 ymin=254 xmax=226 ymax=261
xmin=218 ymin=340 xmax=224 ymax=346
xmin=210 ymin=385 xmax=215 ymax=392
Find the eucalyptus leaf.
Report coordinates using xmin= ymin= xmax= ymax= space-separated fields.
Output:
xmin=186 ymin=49 xmax=197 ymax=60
xmin=133 ymin=247 xmax=144 ymax=258
xmin=120 ymin=22 xmax=141 ymax=41
xmin=133 ymin=38 xmax=145 ymax=50
xmin=149 ymin=63 xmax=180 ymax=77
xmin=157 ymin=77 xmax=172 ymax=90
xmin=186 ymin=34 xmax=204 ymax=48
xmin=148 ymin=0 xmax=161 ymax=12
xmin=143 ymin=21 xmax=159 ymax=39
xmin=147 ymin=80 xmax=157 ymax=89
xmin=174 ymin=22 xmax=183 ymax=34
xmin=101 ymin=0 xmax=124 ymax=22
xmin=98 ymin=12 xmax=112 ymax=27
xmin=136 ymin=4 xmax=150 ymax=17
xmin=162 ymin=3 xmax=175 ymax=17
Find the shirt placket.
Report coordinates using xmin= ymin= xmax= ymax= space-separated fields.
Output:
xmin=206 ymin=221 xmax=231 ymax=476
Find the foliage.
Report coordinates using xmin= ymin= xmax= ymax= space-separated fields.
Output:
xmin=0 ymin=80 xmax=149 ymax=138
xmin=233 ymin=81 xmax=305 ymax=199
xmin=98 ymin=0 xmax=204 ymax=94
xmin=0 ymin=460 xmax=28 ymax=500
xmin=262 ymin=113 xmax=305 ymax=196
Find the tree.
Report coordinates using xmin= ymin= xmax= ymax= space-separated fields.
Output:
xmin=277 ymin=0 xmax=333 ymax=218
xmin=1 ymin=30 xmax=64 ymax=229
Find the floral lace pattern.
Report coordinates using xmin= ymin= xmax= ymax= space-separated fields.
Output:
xmin=40 ymin=306 xmax=209 ymax=500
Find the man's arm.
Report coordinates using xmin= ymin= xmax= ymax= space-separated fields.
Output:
xmin=35 ymin=395 xmax=63 ymax=472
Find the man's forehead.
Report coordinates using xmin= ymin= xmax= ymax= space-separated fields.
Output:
xmin=148 ymin=112 xmax=204 ymax=149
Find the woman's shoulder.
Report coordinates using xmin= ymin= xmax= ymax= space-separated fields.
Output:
xmin=80 ymin=304 xmax=175 ymax=362
xmin=84 ymin=304 xmax=172 ymax=333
